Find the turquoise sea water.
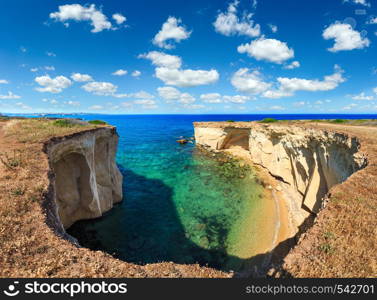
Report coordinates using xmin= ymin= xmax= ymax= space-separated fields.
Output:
xmin=10 ymin=113 xmax=377 ymax=270
xmin=67 ymin=115 xmax=267 ymax=270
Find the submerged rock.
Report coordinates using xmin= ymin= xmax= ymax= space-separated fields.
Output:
xmin=177 ymin=139 xmax=189 ymax=144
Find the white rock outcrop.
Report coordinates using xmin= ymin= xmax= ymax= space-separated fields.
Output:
xmin=194 ymin=123 xmax=367 ymax=230
xmin=46 ymin=127 xmax=123 ymax=229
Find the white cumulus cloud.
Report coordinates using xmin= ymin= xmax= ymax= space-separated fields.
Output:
xmin=0 ymin=91 xmax=21 ymax=99
xmin=15 ymin=102 xmax=31 ymax=110
xmin=200 ymin=93 xmax=222 ymax=103
xmin=231 ymin=68 xmax=271 ymax=94
xmin=35 ymin=75 xmax=72 ymax=93
xmin=112 ymin=69 xmax=127 ymax=76
xmin=134 ymin=99 xmax=158 ymax=109
xmin=293 ymin=101 xmax=306 ymax=107
xmin=71 ymin=73 xmax=93 ymax=82
xmin=141 ymin=51 xmax=219 ymax=88
xmin=323 ymin=22 xmax=370 ymax=52
xmin=223 ymin=95 xmax=251 ymax=103
xmin=50 ymin=4 xmax=113 ymax=33
xmin=284 ymin=61 xmax=300 ymax=69
xmin=200 ymin=93 xmax=250 ymax=104
xmin=131 ymin=70 xmax=141 ymax=77
xmin=82 ymin=81 xmax=117 ymax=95
xmin=65 ymin=100 xmax=80 ymax=106
xmin=112 ymin=13 xmax=126 ymax=25
xmin=157 ymin=86 xmax=195 ymax=104
xmin=263 ymin=65 xmax=345 ymax=98
xmin=350 ymin=92 xmax=374 ymax=100
xmin=269 ymin=24 xmax=278 ymax=33
xmin=344 ymin=0 xmax=370 ymax=7
xmin=153 ymin=17 xmax=191 ymax=49
xmin=238 ymin=38 xmax=294 ymax=64
xmin=0 ymin=79 xmax=9 ymax=84
xmin=213 ymin=0 xmax=260 ymax=37
xmin=157 ymin=86 xmax=181 ymax=100
xmin=183 ymin=104 xmax=205 ymax=110
xmin=128 ymin=91 xmax=155 ymax=99
xmin=156 ymin=68 xmax=219 ymax=87
xmin=138 ymin=51 xmax=182 ymax=69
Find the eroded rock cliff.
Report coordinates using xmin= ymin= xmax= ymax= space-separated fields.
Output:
xmin=46 ymin=127 xmax=123 ymax=229
xmin=194 ymin=122 xmax=367 ymax=232
xmin=0 ymin=119 xmax=228 ymax=278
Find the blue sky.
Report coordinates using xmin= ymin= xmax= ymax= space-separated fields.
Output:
xmin=0 ymin=0 xmax=377 ymax=114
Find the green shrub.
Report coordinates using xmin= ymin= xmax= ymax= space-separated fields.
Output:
xmin=331 ymin=119 xmax=346 ymax=124
xmin=259 ymin=118 xmax=278 ymax=123
xmin=0 ymin=116 xmax=10 ymax=121
xmin=53 ymin=119 xmax=75 ymax=127
xmin=88 ymin=120 xmax=107 ymax=125
xmin=318 ymin=243 xmax=335 ymax=254
xmin=11 ymin=187 xmax=25 ymax=196
xmin=225 ymin=120 xmax=235 ymax=122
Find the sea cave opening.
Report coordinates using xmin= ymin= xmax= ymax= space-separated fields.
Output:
xmin=53 ymin=152 xmax=93 ymax=229
xmin=221 ymin=128 xmax=250 ymax=151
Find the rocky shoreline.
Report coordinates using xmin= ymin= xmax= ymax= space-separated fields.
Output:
xmin=1 ymin=118 xmax=376 ymax=277
xmin=0 ymin=119 xmax=228 ymax=278
xmin=194 ymin=121 xmax=374 ymax=277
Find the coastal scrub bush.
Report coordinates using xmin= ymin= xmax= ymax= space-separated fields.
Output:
xmin=331 ymin=119 xmax=346 ymax=124
xmin=318 ymin=242 xmax=335 ymax=254
xmin=5 ymin=119 xmax=92 ymax=143
xmin=11 ymin=186 xmax=26 ymax=196
xmin=0 ymin=150 xmax=23 ymax=170
xmin=0 ymin=116 xmax=10 ymax=121
xmin=53 ymin=119 xmax=76 ymax=127
xmin=88 ymin=120 xmax=107 ymax=125
xmin=259 ymin=118 xmax=278 ymax=123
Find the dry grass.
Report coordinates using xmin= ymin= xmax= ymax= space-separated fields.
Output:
xmin=4 ymin=118 xmax=97 ymax=143
xmin=0 ymin=118 xmax=228 ymax=278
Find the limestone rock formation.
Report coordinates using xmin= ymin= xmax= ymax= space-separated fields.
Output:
xmin=194 ymin=122 xmax=367 ymax=231
xmin=46 ymin=127 xmax=123 ymax=228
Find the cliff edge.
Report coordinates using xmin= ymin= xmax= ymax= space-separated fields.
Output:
xmin=46 ymin=128 xmax=123 ymax=229
xmin=194 ymin=121 xmax=376 ymax=277
xmin=0 ymin=118 xmax=228 ymax=278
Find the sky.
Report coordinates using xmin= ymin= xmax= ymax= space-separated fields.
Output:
xmin=0 ymin=0 xmax=377 ymax=114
